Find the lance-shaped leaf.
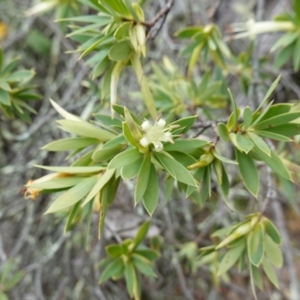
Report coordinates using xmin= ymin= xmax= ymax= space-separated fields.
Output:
xmin=236 ymin=133 xmax=254 ymax=154
xmin=228 ymin=88 xmax=238 ymax=128
xmin=99 ymin=257 xmax=124 ymax=283
xmin=155 ymin=152 xmax=197 ymax=187
xmin=218 ymin=122 xmax=230 ymax=141
xmin=108 ymin=147 xmax=142 ymax=169
xmin=28 ymin=176 xmax=85 ymax=190
xmin=50 ymin=99 xmax=82 ymax=121
xmin=134 ymin=154 xmax=151 ymax=204
xmin=253 ymin=112 xmax=300 ymax=130
xmin=131 ymin=54 xmax=157 ymax=119
xmin=163 ymin=139 xmax=208 ymax=154
xmin=243 ymin=106 xmax=253 ymax=129
xmin=248 ymin=132 xmax=271 ymax=156
xmin=235 ymin=150 xmax=259 ymax=197
xmin=132 ymin=254 xmax=156 ymax=277
xmin=262 ymin=257 xmax=279 ymax=288
xmin=45 ymin=176 xmax=98 ymax=214
xmin=252 ymin=145 xmax=292 ymax=181
xmin=217 ymin=238 xmax=246 ymax=276
xmin=81 ymin=169 xmax=115 ymax=207
xmin=264 ymin=235 xmax=283 ymax=268
xmin=247 ymin=223 xmax=264 ymax=266
xmin=42 ymin=137 xmax=99 ymax=151
xmin=121 ymin=156 xmax=143 ymax=179
xmin=143 ymin=163 xmax=159 ymax=215
xmin=34 ymin=165 xmax=104 ymax=174
xmin=262 ymin=218 xmax=281 ymax=244
xmin=170 ymin=115 xmax=197 ymax=134
xmin=57 ymin=119 xmax=115 ymax=141
xmin=110 ymin=61 xmax=126 ymax=116
xmin=255 ymin=75 xmax=281 ymax=114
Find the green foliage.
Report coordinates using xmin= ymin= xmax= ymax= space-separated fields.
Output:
xmin=0 ymin=259 xmax=24 ymax=298
xmin=99 ymin=220 xmax=159 ymax=300
xmin=0 ymin=48 xmax=40 ymax=122
xmin=201 ymin=214 xmax=283 ymax=294
xmin=20 ymin=0 xmax=300 ymax=298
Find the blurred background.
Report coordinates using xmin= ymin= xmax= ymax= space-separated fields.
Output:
xmin=0 ymin=0 xmax=299 ymax=299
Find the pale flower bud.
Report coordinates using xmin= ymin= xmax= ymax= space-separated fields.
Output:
xmin=156 ymin=118 xmax=166 ymax=128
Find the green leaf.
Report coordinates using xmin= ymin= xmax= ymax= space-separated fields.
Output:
xmin=293 ymin=37 xmax=300 ymax=71
xmin=106 ymin=244 xmax=123 ymax=257
xmin=99 ymin=257 xmax=124 ymax=283
xmin=163 ymin=139 xmax=208 ymax=154
xmin=114 ymin=22 xmax=132 ymax=41
xmin=34 ymin=165 xmax=104 ymax=174
xmin=123 ymin=122 xmax=139 ymax=147
xmin=131 ymin=54 xmax=157 ymax=119
xmin=227 ymin=88 xmax=238 ymax=128
xmin=213 ymin=152 xmax=238 ymax=165
xmin=134 ymin=154 xmax=151 ymax=203
xmin=264 ymin=235 xmax=283 ymax=268
xmin=6 ymin=69 xmax=34 ymax=83
xmin=253 ymin=112 xmax=300 ymax=130
xmin=57 ymin=119 xmax=115 ymax=141
xmin=164 ymin=176 xmax=174 ymax=202
xmin=175 ymin=27 xmax=202 ymax=38
xmin=274 ymin=45 xmax=293 ymax=69
xmin=217 ymin=239 xmax=246 ymax=276
xmin=263 ymin=218 xmax=281 ymax=244
xmin=124 ymin=263 xmax=137 ymax=298
xmin=132 ymin=254 xmax=156 ymax=277
xmin=45 ymin=176 xmax=98 ymax=214
xmin=28 ymin=177 xmax=85 ymax=190
xmin=169 ymin=116 xmax=197 ymax=134
xmin=0 ymin=293 xmax=9 ymax=300
xmin=0 ymin=89 xmax=10 ymax=105
xmin=94 ymin=113 xmax=122 ymax=128
xmin=3 ymin=270 xmax=24 ymax=291
xmin=143 ymin=163 xmax=159 ymax=215
xmin=135 ymin=248 xmax=160 ymax=262
xmin=254 ymin=130 xmax=292 ymax=142
xmin=108 ymin=148 xmax=142 ymax=169
xmin=81 ymin=169 xmax=115 ymax=207
xmin=243 ymin=106 xmax=253 ymax=129
xmin=121 ymin=155 xmax=143 ymax=179
xmin=262 ymin=257 xmax=279 ymax=288
xmin=252 ymin=146 xmax=292 ymax=180
xmin=42 ymin=137 xmax=99 ymax=151
xmin=155 ymin=152 xmax=197 ymax=187
xmin=133 ymin=220 xmax=150 ymax=248
xmin=235 ymin=133 xmax=254 ymax=154
xmin=235 ymin=149 xmax=259 ymax=197
xmin=64 ymin=201 xmax=81 ymax=232
xmin=248 ymin=132 xmax=271 ymax=156
xmin=247 ymin=224 xmax=264 ymax=266
xmin=271 ymin=31 xmax=298 ymax=52
xmin=0 ymin=48 xmax=3 ymax=70
xmin=109 ymin=41 xmax=133 ymax=61
xmin=217 ymin=122 xmax=230 ymax=141
xmin=92 ymin=144 xmax=125 ymax=163
xmin=264 ymin=123 xmax=300 ymax=137
xmin=251 ymin=264 xmax=263 ymax=290
xmin=100 ymin=0 xmax=131 ymax=17
xmin=255 ymin=75 xmax=281 ymax=114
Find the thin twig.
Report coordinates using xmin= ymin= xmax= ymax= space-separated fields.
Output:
xmin=145 ymin=0 xmax=175 ymax=40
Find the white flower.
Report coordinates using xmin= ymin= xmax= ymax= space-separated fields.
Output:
xmin=229 ymin=19 xmax=295 ymax=40
xmin=139 ymin=118 xmax=175 ymax=152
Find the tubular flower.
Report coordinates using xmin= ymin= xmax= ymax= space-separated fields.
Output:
xmin=229 ymin=19 xmax=296 ymax=40
xmin=139 ymin=118 xmax=176 ymax=152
